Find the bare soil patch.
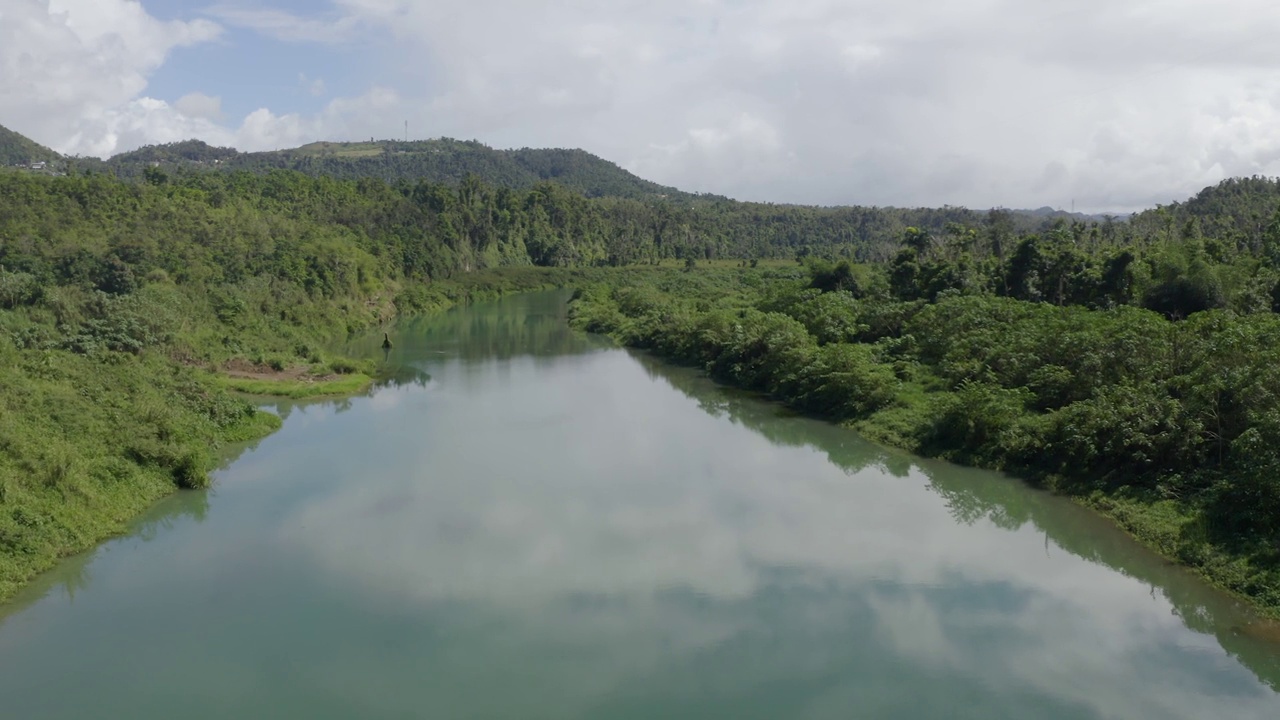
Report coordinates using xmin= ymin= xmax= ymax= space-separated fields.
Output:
xmin=221 ymin=359 xmax=341 ymax=384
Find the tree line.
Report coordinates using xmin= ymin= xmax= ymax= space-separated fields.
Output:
xmin=567 ymin=234 xmax=1280 ymax=613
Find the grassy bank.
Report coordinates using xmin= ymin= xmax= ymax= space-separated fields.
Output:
xmin=214 ymin=373 xmax=376 ymax=400
xmin=0 ymin=346 xmax=283 ymax=601
xmin=568 ymin=266 xmax=1280 ymax=616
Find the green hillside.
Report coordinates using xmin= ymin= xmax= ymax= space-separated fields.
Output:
xmin=508 ymin=146 xmax=684 ymax=199
xmin=23 ymin=123 xmax=1280 ymax=260
xmin=0 ymin=124 xmax=60 ymax=166
xmin=105 ymin=138 xmax=239 ymax=166
xmin=1128 ymin=176 xmax=1280 ymax=254
xmin=106 ymin=137 xmax=699 ymax=201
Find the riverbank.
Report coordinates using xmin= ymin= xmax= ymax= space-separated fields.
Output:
xmin=212 ymin=357 xmax=378 ymax=400
xmin=0 ymin=349 xmax=284 ymax=601
xmin=566 ymin=267 xmax=1280 ymax=617
xmin=0 ymin=267 xmax=664 ymax=603
xmin=8 ymin=286 xmax=1278 ymax=717
xmin=0 ymin=268 xmax=593 ymax=603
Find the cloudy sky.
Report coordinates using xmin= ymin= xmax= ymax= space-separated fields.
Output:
xmin=3 ymin=0 xmax=1280 ymax=211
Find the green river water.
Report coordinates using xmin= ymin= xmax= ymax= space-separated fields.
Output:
xmin=2 ymin=290 xmax=1279 ymax=718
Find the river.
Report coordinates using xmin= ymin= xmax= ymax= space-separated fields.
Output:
xmin=1 ymin=290 xmax=1279 ymax=718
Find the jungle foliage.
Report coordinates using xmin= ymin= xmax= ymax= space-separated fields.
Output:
xmin=569 ymin=246 xmax=1280 ymax=612
xmin=0 ymin=167 xmax=617 ymax=601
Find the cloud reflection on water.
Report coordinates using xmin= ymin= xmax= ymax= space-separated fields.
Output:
xmin=268 ymin=345 xmax=1280 ymax=718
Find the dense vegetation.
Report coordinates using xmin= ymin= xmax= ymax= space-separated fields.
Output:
xmin=568 ymin=238 xmax=1280 ymax=611
xmin=8 ymin=115 xmax=1280 ymax=616
xmin=82 ymin=161 xmax=1115 ymax=266
xmin=3 ymin=121 xmax=1143 ymax=261
xmin=0 ymin=165 xmax=634 ymax=601
xmin=78 ymin=134 xmax=1118 ymax=260
xmin=96 ymin=138 xmax=693 ymax=202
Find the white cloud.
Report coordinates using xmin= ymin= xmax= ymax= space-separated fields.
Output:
xmin=0 ymin=0 xmax=221 ymax=155
xmin=76 ymin=97 xmax=231 ymax=157
xmin=310 ymin=0 xmax=1280 ymax=210
xmin=202 ymin=4 xmax=363 ymax=44
xmin=6 ymin=0 xmax=1280 ymax=210
xmin=233 ymin=86 xmax=403 ymax=151
xmin=174 ymin=91 xmax=223 ymax=121
xmin=0 ymin=0 xmax=402 ymax=158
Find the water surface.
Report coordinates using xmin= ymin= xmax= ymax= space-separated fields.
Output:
xmin=2 ymin=291 xmax=1279 ymax=719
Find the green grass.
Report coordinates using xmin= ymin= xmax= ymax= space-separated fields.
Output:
xmin=853 ymin=382 xmax=933 ymax=452
xmin=1081 ymin=492 xmax=1280 ymax=616
xmin=214 ymin=373 xmax=375 ymax=399
xmin=293 ymin=141 xmax=386 ymax=158
xmin=653 ymin=258 xmax=798 ymax=270
xmin=221 ymin=410 xmax=284 ymax=442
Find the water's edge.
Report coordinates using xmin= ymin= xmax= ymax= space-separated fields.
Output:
xmin=4 ymin=290 xmax=1279 ymax=685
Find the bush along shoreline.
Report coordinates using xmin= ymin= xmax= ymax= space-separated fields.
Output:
xmin=567 ymin=265 xmax=1280 ymax=615
xmin=0 ymin=162 xmax=663 ymax=602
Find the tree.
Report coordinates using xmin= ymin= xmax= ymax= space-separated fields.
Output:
xmin=143 ymin=166 xmax=168 ymax=186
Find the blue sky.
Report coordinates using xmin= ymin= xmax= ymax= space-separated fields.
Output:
xmin=3 ymin=0 xmax=1280 ymax=211
xmin=147 ymin=1 xmax=374 ymax=126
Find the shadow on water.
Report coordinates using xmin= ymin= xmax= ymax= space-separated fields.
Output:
xmin=0 ymin=416 xmax=286 ymax=622
xmin=630 ymin=351 xmax=1280 ymax=692
xmin=0 ymin=346 xmax=428 ymax=621
xmin=272 ymin=290 xmax=611 ymax=419
xmin=0 ymin=490 xmax=212 ymax=622
xmin=347 ymin=290 xmax=612 ymax=364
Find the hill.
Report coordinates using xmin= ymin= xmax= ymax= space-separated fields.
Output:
xmin=1127 ymin=176 xmax=1280 ymax=250
xmin=76 ymin=130 xmax=1280 ymax=252
xmin=106 ymin=138 xmax=701 ymax=201
xmin=106 ymin=138 xmax=240 ymax=166
xmin=1015 ymin=206 xmax=1125 ymax=223
xmin=0 ymin=123 xmax=60 ymax=166
xmin=507 ymin=146 xmax=686 ymax=199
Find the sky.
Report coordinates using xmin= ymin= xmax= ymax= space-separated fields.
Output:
xmin=3 ymin=0 xmax=1280 ymax=211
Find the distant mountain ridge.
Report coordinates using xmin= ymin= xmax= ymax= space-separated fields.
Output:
xmin=4 ymin=122 xmax=1277 ymax=235
xmin=1015 ymin=206 xmax=1127 ymax=222
xmin=106 ymin=138 xmax=240 ymax=166
xmin=103 ymin=137 xmax=705 ymax=202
